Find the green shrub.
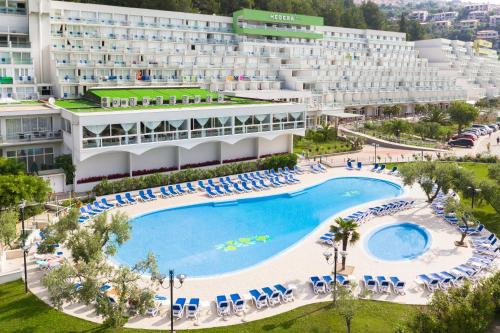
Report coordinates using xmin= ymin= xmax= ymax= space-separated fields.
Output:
xmin=92 ymin=153 xmax=297 ymax=196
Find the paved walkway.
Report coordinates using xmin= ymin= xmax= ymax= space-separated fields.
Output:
xmin=23 ymin=167 xmax=495 ymax=330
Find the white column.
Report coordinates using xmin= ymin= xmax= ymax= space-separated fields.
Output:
xmin=288 ymin=134 xmax=293 ymax=153
xmin=177 ymin=146 xmax=181 ymax=170
xmin=128 ymin=153 xmax=133 ymax=177
xmin=256 ymin=137 xmax=261 ymax=158
xmin=219 ymin=142 xmax=223 ymax=164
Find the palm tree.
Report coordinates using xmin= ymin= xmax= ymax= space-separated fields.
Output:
xmin=422 ymin=105 xmax=447 ymax=124
xmin=330 ymin=217 xmax=360 ymax=270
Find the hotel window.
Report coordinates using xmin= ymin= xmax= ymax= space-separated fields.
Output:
xmin=6 ymin=147 xmax=54 ymax=173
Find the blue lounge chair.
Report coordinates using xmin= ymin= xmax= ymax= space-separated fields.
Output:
xmin=363 ymin=275 xmax=378 ymax=293
xmin=293 ymin=165 xmax=304 ymax=174
xmin=208 ymin=179 xmax=217 ymax=187
xmin=186 ymin=182 xmax=196 ymax=193
xmin=249 ymin=289 xmax=268 ymax=309
xmin=139 ymin=190 xmax=151 ymax=202
xmin=237 ymin=174 xmax=246 ymax=182
xmin=459 ymin=223 xmax=484 ymax=235
xmin=205 ymin=187 xmax=218 ymax=197
xmin=310 ymin=276 xmax=326 ymax=294
xmin=93 ymin=201 xmax=109 ymax=211
xmin=264 ymin=170 xmax=272 ymax=178
xmin=262 ymin=287 xmax=281 ymax=306
xmin=256 ymin=171 xmax=267 ymax=179
xmin=389 ymin=276 xmax=406 ymax=295
xmin=80 ymin=207 xmax=93 ymax=217
xmin=115 ymin=194 xmax=128 ymax=206
xmin=346 ymin=161 xmax=354 ymax=170
xmin=241 ymin=182 xmax=253 ymax=192
xmin=233 ymin=183 xmax=245 ymax=193
xmin=160 ymin=186 xmax=171 ymax=198
xmin=197 ymin=180 xmax=206 ymax=190
xmin=284 ymin=166 xmax=293 ymax=174
xmin=251 ymin=180 xmax=263 ymax=191
xmin=125 ymin=192 xmax=137 ymax=204
xmin=322 ymin=275 xmax=334 ymax=291
xmin=259 ymin=179 xmax=271 ymax=189
xmin=168 ymin=185 xmax=178 ymax=196
xmin=269 ymin=177 xmax=281 ymax=187
xmin=172 ymin=298 xmax=186 ymax=319
xmin=219 ymin=177 xmax=227 ymax=185
xmin=377 ymin=164 xmax=386 ymax=173
xmin=175 ymin=184 xmax=186 ymax=195
xmin=87 ymin=204 xmax=102 ymax=214
xmin=275 ymin=177 xmax=286 ymax=185
xmin=356 ymin=161 xmax=362 ymax=170
xmin=146 ymin=189 xmax=157 ymax=200
xmin=250 ymin=172 xmax=261 ymax=180
xmin=376 ymin=276 xmax=390 ymax=293
xmin=430 ymin=273 xmax=452 ymax=290
xmin=223 ymin=184 xmax=234 ymax=195
xmin=101 ymin=198 xmax=114 ymax=209
xmin=230 ymin=293 xmax=245 ymax=314
xmin=319 ymin=235 xmax=334 ymax=246
xmin=270 ymin=169 xmax=279 ymax=177
xmin=388 ymin=166 xmax=398 ymax=175
xmin=286 ymin=174 xmax=300 ymax=183
xmin=225 ymin=176 xmax=234 ymax=184
xmin=418 ymin=274 xmax=440 ymax=292
xmin=371 ymin=163 xmax=379 ymax=172
xmin=274 ymin=284 xmax=294 ymax=302
xmin=336 ymin=274 xmax=351 ymax=288
xmin=439 ymin=271 xmax=464 ymax=286
xmin=277 ymin=167 xmax=288 ymax=175
xmin=214 ymin=185 xmax=226 ymax=196
xmin=317 ymin=163 xmax=327 ymax=172
xmin=186 ymin=298 xmax=200 ymax=319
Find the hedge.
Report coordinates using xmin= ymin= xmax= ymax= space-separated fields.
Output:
xmin=93 ymin=153 xmax=297 ymax=196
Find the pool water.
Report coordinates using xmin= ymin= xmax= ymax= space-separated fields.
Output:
xmin=114 ymin=177 xmax=402 ymax=277
xmin=365 ymin=222 xmax=431 ymax=261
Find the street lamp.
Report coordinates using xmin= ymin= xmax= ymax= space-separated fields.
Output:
xmin=371 ymin=143 xmax=379 ymax=163
xmin=19 ymin=199 xmax=28 ymax=293
xmin=467 ymin=187 xmax=481 ymax=209
xmin=158 ymin=269 xmax=186 ymax=333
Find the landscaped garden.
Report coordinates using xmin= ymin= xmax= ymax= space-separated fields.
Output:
xmin=293 ymin=123 xmax=361 ymax=156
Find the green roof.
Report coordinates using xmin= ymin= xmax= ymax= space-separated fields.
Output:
xmin=89 ymin=88 xmax=218 ymax=101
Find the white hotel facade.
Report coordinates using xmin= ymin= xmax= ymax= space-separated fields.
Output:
xmin=0 ymin=0 xmax=498 ymax=192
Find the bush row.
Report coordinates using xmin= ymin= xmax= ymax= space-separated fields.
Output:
xmin=438 ymin=153 xmax=498 ymax=164
xmin=92 ymin=153 xmax=297 ymax=196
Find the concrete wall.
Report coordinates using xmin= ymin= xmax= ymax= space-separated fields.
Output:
xmin=180 ymin=142 xmax=219 ymax=166
xmin=259 ymin=134 xmax=290 ymax=156
xmin=221 ymin=138 xmax=256 ymax=161
xmin=131 ymin=146 xmax=178 ymax=171
xmin=75 ymin=151 xmax=129 ymax=180
xmin=0 ymin=269 xmax=22 ymax=285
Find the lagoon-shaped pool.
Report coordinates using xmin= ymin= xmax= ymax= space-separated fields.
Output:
xmin=113 ymin=177 xmax=402 ymax=277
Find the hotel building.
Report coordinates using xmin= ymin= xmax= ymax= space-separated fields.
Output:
xmin=0 ymin=0 xmax=498 ymax=192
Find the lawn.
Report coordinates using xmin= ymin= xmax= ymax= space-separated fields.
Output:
xmin=0 ymin=279 xmax=416 ymax=333
xmin=293 ymin=137 xmax=355 ymax=156
xmin=89 ymin=88 xmax=218 ymax=101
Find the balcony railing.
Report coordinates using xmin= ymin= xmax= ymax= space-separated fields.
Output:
xmin=82 ymin=135 xmax=138 ymax=149
xmin=191 ymin=127 xmax=232 ymax=138
xmin=141 ymin=130 xmax=188 ymax=143
xmin=3 ymin=131 xmax=62 ymax=143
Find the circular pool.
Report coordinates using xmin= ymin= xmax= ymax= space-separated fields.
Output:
xmin=365 ymin=222 xmax=431 ymax=261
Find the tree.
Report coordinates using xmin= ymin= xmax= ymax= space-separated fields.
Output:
xmin=383 ymin=119 xmax=410 ymax=138
xmin=0 ymin=209 xmax=18 ymax=249
xmin=67 ymin=211 xmax=131 ymax=263
xmin=407 ymin=20 xmax=426 ymax=41
xmin=447 ymin=101 xmax=479 ymax=134
xmin=55 ymin=154 xmax=76 ymax=185
xmin=422 ymin=105 xmax=447 ymax=124
xmin=413 ymin=122 xmax=430 ymax=140
xmin=488 ymin=163 xmax=500 ymax=184
xmin=0 ymin=174 xmax=51 ymax=209
xmin=404 ymin=273 xmax=499 ymax=333
xmin=361 ymin=1 xmax=385 ymax=30
xmin=330 ymin=217 xmax=360 ymax=270
xmin=444 ymin=198 xmax=475 ymax=246
xmin=335 ymin=282 xmax=362 ymax=333
xmin=383 ymin=105 xmax=401 ymax=118
xmin=0 ymin=157 xmax=24 ymax=175
xmin=398 ymin=161 xmax=463 ymax=203
xmin=317 ymin=122 xmax=337 ymax=142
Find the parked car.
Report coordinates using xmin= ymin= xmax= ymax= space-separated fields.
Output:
xmin=452 ymin=133 xmax=477 ymax=141
xmin=465 ymin=128 xmax=485 ymax=136
xmin=472 ymin=124 xmax=493 ymax=134
xmin=461 ymin=132 xmax=479 ymax=140
xmin=448 ymin=138 xmax=474 ymax=148
xmin=487 ymin=124 xmax=498 ymax=131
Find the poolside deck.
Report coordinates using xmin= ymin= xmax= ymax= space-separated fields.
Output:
xmin=24 ymin=167 xmax=489 ymax=330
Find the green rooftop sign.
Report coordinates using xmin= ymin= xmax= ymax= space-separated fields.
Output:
xmin=233 ymin=9 xmax=324 ymax=26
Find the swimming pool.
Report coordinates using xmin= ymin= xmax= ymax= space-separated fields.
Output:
xmin=365 ymin=222 xmax=431 ymax=261
xmin=113 ymin=177 xmax=402 ymax=277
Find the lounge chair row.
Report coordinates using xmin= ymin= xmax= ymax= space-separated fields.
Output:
xmin=310 ymin=274 xmax=352 ymax=294
xmin=205 ymin=175 xmax=300 ymax=197
xmin=248 ymin=284 xmax=295 ymax=310
xmin=171 ymin=297 xmax=200 ymax=320
xmin=309 ymin=163 xmax=327 ymax=174
xmin=79 ymin=198 xmax=115 ymax=222
xmin=362 ymin=275 xmax=406 ymax=295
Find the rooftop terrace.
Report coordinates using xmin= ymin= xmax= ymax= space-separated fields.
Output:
xmin=56 ymin=87 xmax=267 ymax=112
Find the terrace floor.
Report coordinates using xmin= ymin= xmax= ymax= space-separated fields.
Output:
xmin=20 ymin=166 xmax=494 ymax=330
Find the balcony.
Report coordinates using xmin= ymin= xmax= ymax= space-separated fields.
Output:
xmin=2 ymin=131 xmax=62 ymax=144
